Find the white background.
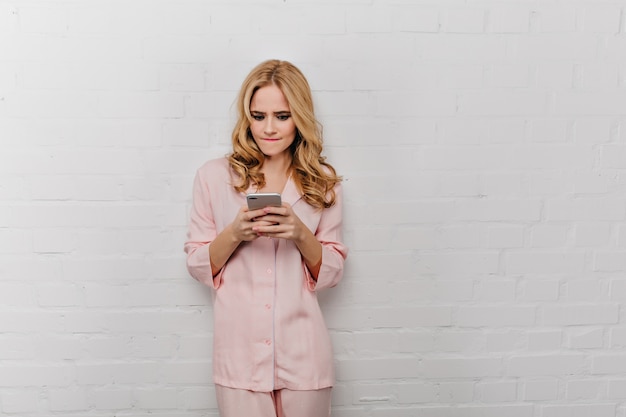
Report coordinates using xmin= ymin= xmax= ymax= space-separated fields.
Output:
xmin=1 ymin=0 xmax=626 ymax=416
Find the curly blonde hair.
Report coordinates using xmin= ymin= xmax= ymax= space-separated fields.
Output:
xmin=228 ymin=59 xmax=341 ymax=209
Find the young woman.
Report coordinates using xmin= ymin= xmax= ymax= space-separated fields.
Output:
xmin=184 ymin=59 xmax=348 ymax=417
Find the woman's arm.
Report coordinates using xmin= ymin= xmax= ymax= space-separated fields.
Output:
xmin=209 ymin=206 xmax=278 ymax=276
xmin=292 ymin=224 xmax=323 ymax=280
xmin=251 ymin=183 xmax=347 ymax=284
xmin=207 ymin=224 xmax=240 ymax=276
xmin=184 ymin=167 xmax=270 ymax=286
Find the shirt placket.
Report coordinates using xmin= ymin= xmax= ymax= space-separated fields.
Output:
xmin=270 ymin=239 xmax=277 ymax=389
xmin=260 ymin=239 xmax=277 ymax=388
xmin=252 ymin=237 xmax=277 ymax=390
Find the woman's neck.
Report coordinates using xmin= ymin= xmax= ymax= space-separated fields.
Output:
xmin=262 ymin=153 xmax=292 ymax=176
xmin=259 ymin=155 xmax=292 ymax=193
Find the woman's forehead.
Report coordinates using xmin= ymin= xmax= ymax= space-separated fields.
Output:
xmin=250 ymin=85 xmax=290 ymax=110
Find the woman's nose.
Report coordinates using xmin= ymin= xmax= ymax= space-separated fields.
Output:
xmin=264 ymin=118 xmax=276 ymax=134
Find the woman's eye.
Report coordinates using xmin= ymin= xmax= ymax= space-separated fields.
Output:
xmin=252 ymin=114 xmax=264 ymax=121
xmin=277 ymin=114 xmax=291 ymax=121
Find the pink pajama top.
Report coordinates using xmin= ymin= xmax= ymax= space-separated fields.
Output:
xmin=184 ymin=158 xmax=348 ymax=392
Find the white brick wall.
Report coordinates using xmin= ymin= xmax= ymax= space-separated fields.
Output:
xmin=1 ymin=0 xmax=625 ymax=416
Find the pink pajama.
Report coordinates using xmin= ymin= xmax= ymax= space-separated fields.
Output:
xmin=185 ymin=158 xmax=348 ymax=392
xmin=215 ymin=385 xmax=332 ymax=417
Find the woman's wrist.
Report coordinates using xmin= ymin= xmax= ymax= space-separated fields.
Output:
xmin=209 ymin=224 xmax=243 ymax=276
xmin=224 ymin=224 xmax=241 ymax=245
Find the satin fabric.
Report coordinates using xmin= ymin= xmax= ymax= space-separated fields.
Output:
xmin=184 ymin=158 xmax=347 ymax=392
xmin=215 ymin=385 xmax=332 ymax=417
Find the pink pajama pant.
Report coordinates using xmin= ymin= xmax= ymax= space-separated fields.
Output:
xmin=215 ymin=384 xmax=332 ymax=417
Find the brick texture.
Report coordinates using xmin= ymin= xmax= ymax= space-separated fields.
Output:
xmin=1 ymin=0 xmax=625 ymax=416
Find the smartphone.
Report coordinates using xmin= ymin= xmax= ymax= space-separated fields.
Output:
xmin=246 ymin=193 xmax=282 ymax=210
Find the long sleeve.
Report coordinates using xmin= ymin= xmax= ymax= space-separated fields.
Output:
xmin=184 ymin=169 xmax=224 ymax=289
xmin=304 ymin=183 xmax=348 ymax=291
xmin=183 ymin=158 xmax=348 ymax=391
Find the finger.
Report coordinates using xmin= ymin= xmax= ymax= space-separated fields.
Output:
xmin=246 ymin=209 xmax=265 ymax=221
xmin=252 ymin=224 xmax=273 ymax=235
xmin=251 ymin=220 xmax=274 ymax=227
xmin=254 ymin=223 xmax=290 ymax=235
xmin=249 ymin=213 xmax=279 ymax=223
xmin=262 ymin=206 xmax=288 ymax=216
xmin=246 ymin=228 xmax=261 ymax=240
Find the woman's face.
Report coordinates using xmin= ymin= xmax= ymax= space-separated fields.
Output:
xmin=249 ymin=84 xmax=297 ymax=161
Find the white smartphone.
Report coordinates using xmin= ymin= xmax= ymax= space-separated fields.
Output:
xmin=246 ymin=193 xmax=282 ymax=210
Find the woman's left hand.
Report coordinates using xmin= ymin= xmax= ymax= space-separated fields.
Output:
xmin=254 ymin=202 xmax=323 ymax=278
xmin=251 ymin=203 xmax=307 ymax=242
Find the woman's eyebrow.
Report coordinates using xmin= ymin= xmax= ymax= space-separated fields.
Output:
xmin=250 ymin=110 xmax=291 ymax=114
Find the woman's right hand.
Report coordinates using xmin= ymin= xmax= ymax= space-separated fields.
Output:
xmin=230 ymin=206 xmax=274 ymax=242
xmin=209 ymin=206 xmax=275 ymax=276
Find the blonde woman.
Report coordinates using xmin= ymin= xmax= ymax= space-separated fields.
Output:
xmin=184 ymin=59 xmax=348 ymax=417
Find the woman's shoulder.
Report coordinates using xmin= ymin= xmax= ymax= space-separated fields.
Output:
xmin=196 ymin=157 xmax=234 ymax=183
